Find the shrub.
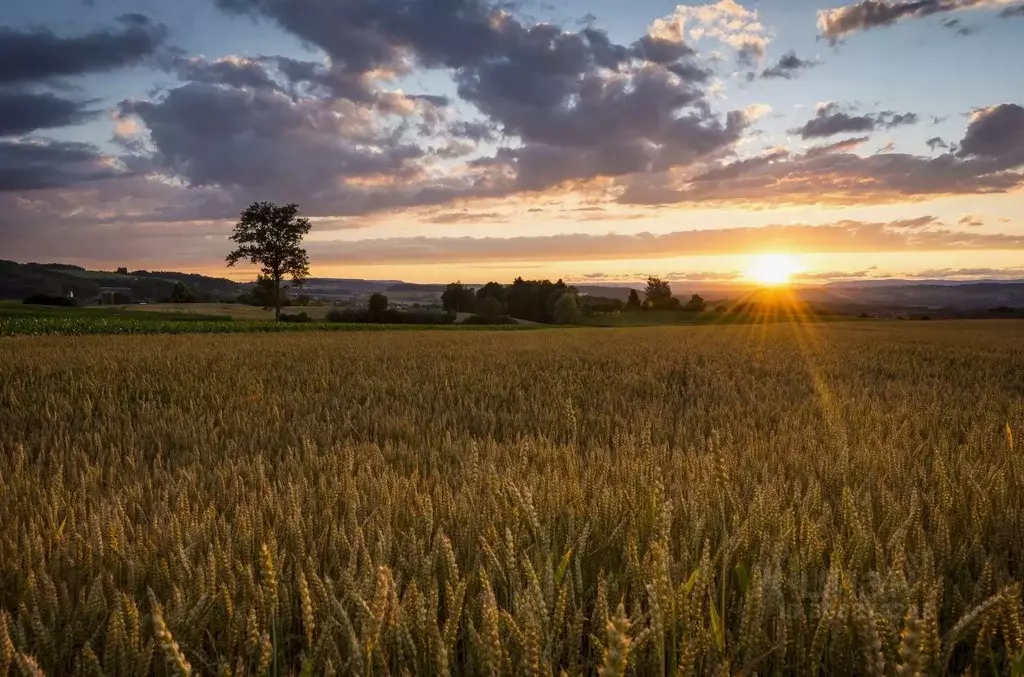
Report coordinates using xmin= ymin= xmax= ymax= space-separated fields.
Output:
xmin=279 ymin=312 xmax=311 ymax=323
xmin=23 ymin=294 xmax=77 ymax=307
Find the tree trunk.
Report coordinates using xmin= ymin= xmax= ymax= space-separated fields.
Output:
xmin=274 ymin=273 xmax=282 ymax=321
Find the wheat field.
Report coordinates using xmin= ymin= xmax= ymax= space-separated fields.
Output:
xmin=1 ymin=322 xmax=1023 ymax=675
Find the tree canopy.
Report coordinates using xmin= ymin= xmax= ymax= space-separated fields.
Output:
xmin=644 ymin=277 xmax=674 ymax=310
xmin=226 ymin=201 xmax=311 ymax=320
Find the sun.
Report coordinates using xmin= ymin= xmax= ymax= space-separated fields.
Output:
xmin=746 ymin=253 xmax=802 ymax=286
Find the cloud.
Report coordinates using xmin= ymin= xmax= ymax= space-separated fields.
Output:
xmin=161 ymin=54 xmax=281 ymax=91
xmin=0 ymin=15 xmax=167 ymax=84
xmin=0 ymin=90 xmax=98 ymax=136
xmin=926 ymin=136 xmax=950 ymax=150
xmin=93 ymin=0 xmax=749 ymax=218
xmin=1001 ymin=3 xmax=1024 ymax=15
xmin=805 ymin=136 xmax=871 ymax=156
xmin=300 ymin=217 xmax=1023 ymax=266
xmin=619 ymin=105 xmax=1024 ymax=208
xmin=0 ymin=139 xmax=127 ymax=191
xmin=118 ymin=82 xmax=430 ymax=199
xmin=908 ymin=266 xmax=1024 ymax=279
xmin=758 ymin=51 xmax=817 ymax=79
xmin=818 ymin=0 xmax=1018 ymax=41
xmin=645 ymin=0 xmax=770 ymax=61
xmin=957 ymin=103 xmax=1024 ymax=162
xmin=959 ymin=214 xmax=984 ymax=226
xmin=795 ymin=268 xmax=880 ymax=280
xmin=424 ymin=211 xmax=506 ymax=224
xmin=795 ymin=103 xmax=918 ymax=139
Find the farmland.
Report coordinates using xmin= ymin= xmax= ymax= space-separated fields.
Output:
xmin=0 ymin=302 xmax=525 ymax=337
xmin=1 ymin=322 xmax=1023 ymax=675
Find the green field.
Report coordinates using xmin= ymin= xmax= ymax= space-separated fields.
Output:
xmin=1 ymin=322 xmax=1023 ymax=674
xmin=113 ymin=303 xmax=336 ymax=321
xmin=0 ymin=302 xmax=526 ymax=336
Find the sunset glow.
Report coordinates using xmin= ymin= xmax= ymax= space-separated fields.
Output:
xmin=746 ymin=254 xmax=803 ymax=286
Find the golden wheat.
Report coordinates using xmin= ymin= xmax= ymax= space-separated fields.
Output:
xmin=0 ymin=321 xmax=1022 ymax=674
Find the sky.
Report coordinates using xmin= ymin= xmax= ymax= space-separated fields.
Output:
xmin=1 ymin=0 xmax=1023 ymax=284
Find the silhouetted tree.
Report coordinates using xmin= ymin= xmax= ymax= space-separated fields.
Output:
xmin=683 ymin=294 xmax=707 ymax=312
xmin=477 ymin=295 xmax=504 ymax=320
xmin=554 ymin=291 xmax=581 ymax=325
xmin=579 ymin=295 xmax=625 ymax=313
xmin=644 ymin=277 xmax=674 ymax=310
xmin=506 ymin=277 xmax=568 ymax=323
xmin=442 ymin=282 xmax=477 ymax=313
xmin=115 ymin=267 xmax=129 ymax=275
xmin=626 ymin=289 xmax=642 ymax=311
xmin=226 ymin=201 xmax=311 ymax=321
xmin=476 ymin=281 xmax=507 ymax=306
xmin=368 ymin=292 xmax=389 ymax=314
xmin=169 ymin=282 xmax=197 ymax=303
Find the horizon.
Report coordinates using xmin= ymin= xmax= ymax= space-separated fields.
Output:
xmin=2 ymin=0 xmax=1023 ymax=282
xmin=8 ymin=257 xmax=1024 ymax=290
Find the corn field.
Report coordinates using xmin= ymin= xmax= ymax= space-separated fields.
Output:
xmin=1 ymin=321 xmax=1023 ymax=675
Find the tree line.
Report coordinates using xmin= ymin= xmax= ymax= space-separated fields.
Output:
xmin=442 ymin=276 xmax=706 ymax=324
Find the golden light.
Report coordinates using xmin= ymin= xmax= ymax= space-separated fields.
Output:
xmin=745 ymin=253 xmax=802 ymax=286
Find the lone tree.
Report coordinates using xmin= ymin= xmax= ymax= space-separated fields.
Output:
xmin=226 ymin=202 xmax=311 ymax=320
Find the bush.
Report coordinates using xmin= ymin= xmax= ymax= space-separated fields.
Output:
xmin=462 ymin=314 xmax=519 ymax=325
xmin=279 ymin=312 xmax=311 ymax=323
xmin=23 ymin=294 xmax=77 ymax=307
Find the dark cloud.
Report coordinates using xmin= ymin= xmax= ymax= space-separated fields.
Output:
xmin=0 ymin=90 xmax=98 ymax=136
xmin=957 ymin=104 xmax=1024 ymax=161
xmin=795 ymin=103 xmax=918 ymax=139
xmin=0 ymin=15 xmax=167 ymax=84
xmin=759 ymin=51 xmax=817 ymax=80
xmin=619 ymin=105 xmax=1024 ymax=208
xmin=797 ymin=107 xmax=877 ymax=138
xmin=118 ymin=82 xmax=426 ymax=198
xmin=1001 ymin=4 xmax=1024 ymax=16
xmin=817 ymin=0 xmax=1013 ymax=41
xmin=631 ymin=35 xmax=695 ymax=64
xmin=0 ymin=140 xmax=125 ymax=191
xmin=162 ymin=54 xmax=281 ymax=91
xmin=449 ymin=121 xmax=496 ymax=142
xmin=926 ymin=136 xmax=950 ymax=150
xmin=210 ymin=0 xmax=732 ymax=195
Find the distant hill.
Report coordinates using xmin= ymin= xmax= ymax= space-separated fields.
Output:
xmin=0 ymin=260 xmax=242 ymax=302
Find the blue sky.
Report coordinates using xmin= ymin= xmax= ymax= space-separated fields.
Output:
xmin=2 ymin=0 xmax=1023 ymax=282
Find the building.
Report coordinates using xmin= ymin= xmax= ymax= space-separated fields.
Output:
xmin=97 ymin=287 xmax=133 ymax=305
